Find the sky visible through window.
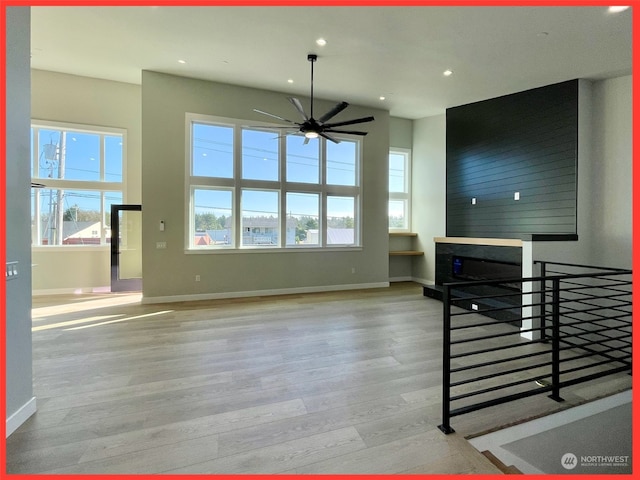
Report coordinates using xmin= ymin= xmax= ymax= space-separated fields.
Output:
xmin=193 ymin=124 xmax=357 ymax=219
xmin=34 ymin=128 xmax=123 ymax=211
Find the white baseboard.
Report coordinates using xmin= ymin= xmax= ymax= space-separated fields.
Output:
xmin=389 ymin=276 xmax=413 ymax=282
xmin=33 ymin=286 xmax=111 ymax=296
xmin=411 ymin=276 xmax=434 ymax=286
xmin=6 ymin=396 xmax=36 ymax=437
xmin=142 ymin=282 xmax=390 ymax=304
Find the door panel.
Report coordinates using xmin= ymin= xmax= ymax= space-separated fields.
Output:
xmin=111 ymin=204 xmax=142 ymax=292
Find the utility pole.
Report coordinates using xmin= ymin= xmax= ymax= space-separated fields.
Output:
xmin=55 ymin=132 xmax=66 ymax=244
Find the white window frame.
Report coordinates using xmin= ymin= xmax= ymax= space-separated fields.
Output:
xmin=30 ymin=120 xmax=126 ymax=248
xmin=185 ymin=113 xmax=362 ymax=252
xmin=388 ymin=147 xmax=412 ymax=232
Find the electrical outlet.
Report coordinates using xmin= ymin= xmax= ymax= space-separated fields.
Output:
xmin=351 ymin=267 xmax=356 ymax=274
xmin=514 ymin=191 xmax=520 ymax=200
xmin=471 ymin=198 xmax=477 ymax=205
xmin=156 ymin=241 xmax=167 ymax=249
xmin=471 ymin=303 xmax=479 ymax=311
xmin=195 ymin=275 xmax=200 ymax=282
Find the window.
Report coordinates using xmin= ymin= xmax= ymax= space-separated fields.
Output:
xmin=187 ymin=113 xmax=362 ymax=250
xmin=388 ymin=148 xmax=411 ymax=231
xmin=30 ymin=121 xmax=125 ymax=246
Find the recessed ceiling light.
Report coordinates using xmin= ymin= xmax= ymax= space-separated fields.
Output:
xmin=443 ymin=69 xmax=453 ymax=76
xmin=379 ymin=96 xmax=386 ymax=101
xmin=608 ymin=6 xmax=629 ymax=13
xmin=178 ymin=59 xmax=186 ymax=64
xmin=316 ymin=38 xmax=327 ymax=46
xmin=287 ymin=79 xmax=294 ymax=84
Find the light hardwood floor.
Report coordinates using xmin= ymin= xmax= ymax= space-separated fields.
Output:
xmin=7 ymin=282 xmax=630 ymax=474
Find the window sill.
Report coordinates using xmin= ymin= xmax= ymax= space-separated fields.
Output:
xmin=185 ymin=246 xmax=363 ymax=254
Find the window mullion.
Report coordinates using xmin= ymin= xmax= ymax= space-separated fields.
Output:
xmin=234 ymin=124 xmax=242 ymax=248
xmin=280 ymin=134 xmax=286 ymax=247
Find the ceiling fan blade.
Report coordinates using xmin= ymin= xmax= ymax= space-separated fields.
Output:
xmin=322 ymin=116 xmax=375 ymax=129
xmin=288 ymin=97 xmax=309 ymax=121
xmin=319 ymin=132 xmax=341 ymax=144
xmin=253 ymin=109 xmax=296 ymax=124
xmin=245 ymin=125 xmax=299 ymax=129
xmin=324 ymin=129 xmax=369 ymax=136
xmin=318 ymin=101 xmax=349 ymax=123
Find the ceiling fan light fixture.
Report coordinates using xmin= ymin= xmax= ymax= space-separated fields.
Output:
xmin=305 ymin=131 xmax=319 ymax=139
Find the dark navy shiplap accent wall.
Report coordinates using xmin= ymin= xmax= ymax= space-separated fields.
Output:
xmin=446 ymin=79 xmax=579 ymax=238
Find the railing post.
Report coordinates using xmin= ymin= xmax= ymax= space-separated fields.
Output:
xmin=438 ymin=284 xmax=455 ymax=434
xmin=539 ymin=261 xmax=549 ymax=341
xmin=548 ymin=278 xmax=565 ymax=403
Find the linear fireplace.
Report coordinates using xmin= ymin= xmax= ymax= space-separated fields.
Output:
xmin=452 ymin=256 xmax=522 ymax=291
xmin=425 ymin=237 xmax=524 ymax=326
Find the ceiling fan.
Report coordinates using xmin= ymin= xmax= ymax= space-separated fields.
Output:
xmin=252 ymin=54 xmax=375 ymax=144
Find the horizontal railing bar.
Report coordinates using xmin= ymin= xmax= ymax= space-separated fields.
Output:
xmin=559 ymin=337 xmax=632 ymax=364
xmin=560 ymin=321 xmax=632 ymax=340
xmin=451 ymin=327 xmax=539 ymax=345
xmin=556 ymin=275 xmax=632 ymax=286
xmin=556 ymin=295 xmax=631 ymax=308
xmin=449 ymin=385 xmax=552 ymax=418
xmin=560 ymin=358 xmax=632 ymax=377
xmin=451 ymin=360 xmax=553 ymax=387
xmin=534 ymin=260 xmax=631 ymax=272
xmin=451 ymin=373 xmax=550 ymax=401
xmin=557 ymin=365 xmax=632 ymax=388
xmin=450 ymin=314 xmax=545 ymax=330
xmin=443 ymin=270 xmax=631 ymax=290
xmin=560 ymin=343 xmax=632 ymax=363
xmin=556 ymin=292 xmax=632 ymax=307
xmin=450 ymin=349 xmax=551 ymax=373
xmin=553 ymin=310 xmax=632 ymax=327
xmin=451 ymin=342 xmax=629 ymax=377
xmin=557 ymin=324 xmax=632 ymax=343
xmin=451 ymin=337 xmax=550 ymax=359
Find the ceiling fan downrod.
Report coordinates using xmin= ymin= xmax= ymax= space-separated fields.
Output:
xmin=308 ymin=54 xmax=317 ymax=120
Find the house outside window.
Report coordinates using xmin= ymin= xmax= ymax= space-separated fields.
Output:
xmin=187 ymin=113 xmax=362 ymax=250
xmin=389 ymin=148 xmax=411 ymax=231
xmin=30 ymin=121 xmax=125 ymax=246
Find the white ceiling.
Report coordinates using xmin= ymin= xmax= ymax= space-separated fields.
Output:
xmin=30 ymin=6 xmax=632 ymax=119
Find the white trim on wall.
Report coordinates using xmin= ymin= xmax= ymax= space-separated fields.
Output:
xmin=142 ymin=281 xmax=389 ymax=304
xmin=6 ymin=397 xmax=36 ymax=438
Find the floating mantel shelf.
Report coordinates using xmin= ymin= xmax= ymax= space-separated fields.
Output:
xmin=434 ymin=234 xmax=578 ymax=246
xmin=434 ymin=237 xmax=522 ymax=247
xmin=390 ymin=232 xmax=418 ymax=237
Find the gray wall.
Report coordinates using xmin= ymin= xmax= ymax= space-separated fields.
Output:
xmin=588 ymin=75 xmax=632 ymax=268
xmin=141 ymin=71 xmax=390 ymax=301
xmin=389 ymin=116 xmax=414 ymax=281
xmin=31 ymin=70 xmax=142 ymax=293
xmin=533 ymin=77 xmax=632 ymax=269
xmin=411 ymin=114 xmax=447 ymax=285
xmin=5 ymin=6 xmax=35 ymax=434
